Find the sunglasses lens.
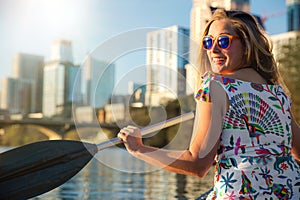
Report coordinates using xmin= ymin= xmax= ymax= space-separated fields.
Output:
xmin=218 ymin=36 xmax=230 ymax=49
xmin=203 ymin=35 xmax=233 ymax=50
xmin=203 ymin=37 xmax=213 ymax=50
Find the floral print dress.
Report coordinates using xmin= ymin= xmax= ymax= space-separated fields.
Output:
xmin=195 ymin=72 xmax=300 ymax=199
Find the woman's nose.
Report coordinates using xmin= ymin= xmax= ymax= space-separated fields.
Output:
xmin=210 ymin=40 xmax=220 ymax=52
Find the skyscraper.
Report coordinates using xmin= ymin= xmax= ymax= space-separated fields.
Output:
xmin=1 ymin=77 xmax=32 ymax=115
xmin=82 ymin=55 xmax=115 ymax=108
xmin=50 ymin=39 xmax=73 ymax=63
xmin=210 ymin=0 xmax=250 ymax=11
xmin=43 ymin=40 xmax=81 ymax=118
xmin=8 ymin=53 xmax=44 ymax=113
xmin=287 ymin=0 xmax=300 ymax=31
xmin=145 ymin=25 xmax=190 ymax=106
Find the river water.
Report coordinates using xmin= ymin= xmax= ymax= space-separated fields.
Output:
xmin=0 ymin=146 xmax=214 ymax=199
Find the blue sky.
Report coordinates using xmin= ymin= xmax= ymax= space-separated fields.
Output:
xmin=0 ymin=0 xmax=287 ymax=94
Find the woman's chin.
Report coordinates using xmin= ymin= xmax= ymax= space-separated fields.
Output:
xmin=211 ymin=65 xmax=224 ymax=74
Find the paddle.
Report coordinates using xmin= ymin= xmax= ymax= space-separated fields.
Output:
xmin=0 ymin=111 xmax=195 ymax=199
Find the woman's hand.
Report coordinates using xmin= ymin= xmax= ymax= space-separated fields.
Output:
xmin=117 ymin=125 xmax=144 ymax=154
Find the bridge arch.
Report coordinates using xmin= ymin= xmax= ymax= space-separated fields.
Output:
xmin=25 ymin=124 xmax=62 ymax=140
xmin=0 ymin=121 xmax=120 ymax=143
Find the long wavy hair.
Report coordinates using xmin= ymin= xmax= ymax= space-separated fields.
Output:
xmin=196 ymin=9 xmax=288 ymax=93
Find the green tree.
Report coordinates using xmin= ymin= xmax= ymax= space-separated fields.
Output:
xmin=277 ymin=35 xmax=300 ymax=122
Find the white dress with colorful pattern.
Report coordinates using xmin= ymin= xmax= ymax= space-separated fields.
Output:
xmin=195 ymin=72 xmax=300 ymax=199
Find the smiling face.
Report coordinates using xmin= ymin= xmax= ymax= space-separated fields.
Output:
xmin=206 ymin=19 xmax=245 ymax=74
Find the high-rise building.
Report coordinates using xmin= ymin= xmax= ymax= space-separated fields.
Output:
xmin=186 ymin=0 xmax=250 ymax=94
xmin=1 ymin=78 xmax=17 ymax=113
xmin=210 ymin=0 xmax=250 ymax=11
xmin=50 ymin=39 xmax=73 ymax=63
xmin=82 ymin=55 xmax=115 ymax=108
xmin=287 ymin=0 xmax=300 ymax=31
xmin=145 ymin=25 xmax=190 ymax=106
xmin=9 ymin=53 xmax=44 ymax=114
xmin=1 ymin=78 xmax=30 ymax=114
xmin=43 ymin=40 xmax=81 ymax=118
xmin=43 ymin=61 xmax=81 ymax=118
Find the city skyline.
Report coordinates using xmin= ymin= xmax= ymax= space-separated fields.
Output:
xmin=0 ymin=0 xmax=287 ymax=95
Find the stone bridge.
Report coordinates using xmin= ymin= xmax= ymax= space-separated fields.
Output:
xmin=0 ymin=118 xmax=120 ymax=140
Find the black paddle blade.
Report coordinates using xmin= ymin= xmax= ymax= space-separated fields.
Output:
xmin=0 ymin=140 xmax=98 ymax=199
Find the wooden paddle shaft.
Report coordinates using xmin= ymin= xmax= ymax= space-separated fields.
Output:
xmin=97 ymin=111 xmax=195 ymax=151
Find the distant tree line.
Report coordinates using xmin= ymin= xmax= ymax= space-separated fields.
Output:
xmin=277 ymin=36 xmax=300 ymax=123
xmin=127 ymin=94 xmax=196 ymax=148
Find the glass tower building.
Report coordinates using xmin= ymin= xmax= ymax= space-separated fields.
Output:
xmin=287 ymin=0 xmax=300 ymax=31
xmin=145 ymin=25 xmax=190 ymax=106
xmin=82 ymin=55 xmax=115 ymax=108
xmin=1 ymin=53 xmax=45 ymax=114
xmin=43 ymin=40 xmax=81 ymax=118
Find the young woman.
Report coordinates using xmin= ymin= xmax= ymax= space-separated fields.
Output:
xmin=118 ymin=9 xmax=300 ymax=199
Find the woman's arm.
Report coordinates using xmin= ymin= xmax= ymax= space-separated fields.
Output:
xmin=291 ymin=114 xmax=300 ymax=162
xmin=118 ymin=81 xmax=227 ymax=177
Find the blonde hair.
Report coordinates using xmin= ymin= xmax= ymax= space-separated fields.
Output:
xmin=196 ymin=9 xmax=288 ymax=93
